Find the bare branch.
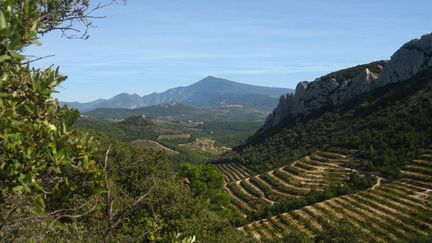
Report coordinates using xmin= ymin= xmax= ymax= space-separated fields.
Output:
xmin=4 ymin=198 xmax=99 ymax=230
xmin=38 ymin=1 xmax=127 ymax=40
xmin=111 ymin=185 xmax=154 ymax=230
xmin=101 ymin=145 xmax=154 ymax=243
xmin=22 ymin=55 xmax=55 ymax=65
xmin=48 ymin=200 xmax=99 ymax=228
xmin=104 ymin=145 xmax=111 ymax=171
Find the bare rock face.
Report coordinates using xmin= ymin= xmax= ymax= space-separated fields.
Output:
xmin=377 ymin=33 xmax=432 ymax=87
xmin=258 ymin=68 xmax=380 ymax=134
xmin=262 ymin=93 xmax=295 ymax=130
xmin=258 ymin=33 xmax=432 ymax=135
xmin=330 ymin=68 xmax=380 ymax=106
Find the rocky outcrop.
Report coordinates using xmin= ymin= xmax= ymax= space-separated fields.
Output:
xmin=258 ymin=33 xmax=432 ymax=135
xmin=330 ymin=68 xmax=380 ymax=106
xmin=376 ymin=33 xmax=432 ymax=87
xmin=258 ymin=65 xmax=382 ymax=134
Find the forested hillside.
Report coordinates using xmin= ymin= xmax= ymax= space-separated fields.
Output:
xmin=227 ymin=68 xmax=432 ymax=176
xmin=213 ymin=42 xmax=432 ymax=241
xmin=84 ymin=103 xmax=267 ymax=122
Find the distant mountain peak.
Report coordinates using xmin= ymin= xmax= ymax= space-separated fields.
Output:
xmin=112 ymin=92 xmax=138 ymax=98
xmin=203 ymin=75 xmax=218 ymax=80
xmin=195 ymin=76 xmax=232 ymax=84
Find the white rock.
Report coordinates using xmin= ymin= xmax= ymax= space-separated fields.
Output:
xmin=376 ymin=33 xmax=432 ymax=87
xmin=257 ymin=33 xmax=432 ymax=136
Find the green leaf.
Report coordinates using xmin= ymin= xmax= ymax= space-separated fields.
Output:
xmin=12 ymin=185 xmax=23 ymax=192
xmin=0 ymin=55 xmax=11 ymax=62
xmin=0 ymin=11 xmax=7 ymax=30
xmin=31 ymin=39 xmax=42 ymax=46
xmin=10 ymin=52 xmax=25 ymax=60
xmin=32 ymin=195 xmax=46 ymax=212
xmin=82 ymin=155 xmax=89 ymax=170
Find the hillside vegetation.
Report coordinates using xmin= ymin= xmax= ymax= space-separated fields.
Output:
xmin=75 ymin=113 xmax=263 ymax=163
xmin=215 ymin=66 xmax=432 ymax=241
xmin=229 ymin=68 xmax=432 ymax=177
xmin=84 ymin=103 xmax=268 ymax=122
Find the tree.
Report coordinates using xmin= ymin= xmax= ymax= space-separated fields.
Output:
xmin=0 ymin=0 xmax=112 ymax=239
xmin=179 ymin=163 xmax=230 ymax=207
xmin=100 ymin=145 xmax=153 ymax=243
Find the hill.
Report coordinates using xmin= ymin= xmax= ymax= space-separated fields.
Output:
xmin=74 ymin=111 xmax=264 ymax=163
xmin=84 ymin=103 xmax=268 ymax=123
xmin=213 ymin=33 xmax=432 ymax=241
xmin=257 ymin=33 xmax=432 ymax=136
xmin=215 ymin=74 xmax=432 ymax=240
xmin=63 ymin=76 xmax=293 ymax=112
xmin=231 ymin=64 xmax=432 ymax=176
xmin=228 ymin=33 xmax=432 ymax=175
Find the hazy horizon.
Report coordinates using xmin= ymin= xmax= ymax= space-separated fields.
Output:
xmin=26 ymin=0 xmax=432 ymax=102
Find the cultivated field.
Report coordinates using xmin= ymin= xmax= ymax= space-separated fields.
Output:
xmin=217 ymin=150 xmax=357 ymax=216
xmin=216 ymin=163 xmax=256 ymax=183
xmin=238 ymin=151 xmax=432 ymax=241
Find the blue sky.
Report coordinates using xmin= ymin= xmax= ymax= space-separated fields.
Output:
xmin=26 ymin=0 xmax=432 ymax=102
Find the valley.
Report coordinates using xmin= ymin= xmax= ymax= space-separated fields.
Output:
xmin=75 ymin=104 xmax=267 ymax=162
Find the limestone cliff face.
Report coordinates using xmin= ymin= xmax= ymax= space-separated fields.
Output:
xmin=258 ymin=66 xmax=382 ymax=134
xmin=376 ymin=33 xmax=432 ymax=87
xmin=258 ymin=33 xmax=432 ymax=135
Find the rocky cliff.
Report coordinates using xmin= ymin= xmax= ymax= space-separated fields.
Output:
xmin=258 ymin=33 xmax=432 ymax=135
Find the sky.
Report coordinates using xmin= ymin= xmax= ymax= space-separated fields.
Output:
xmin=26 ymin=0 xmax=432 ymax=102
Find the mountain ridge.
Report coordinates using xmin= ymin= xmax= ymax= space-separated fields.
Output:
xmin=227 ymin=33 xmax=432 ymax=175
xmin=256 ymin=33 xmax=432 ymax=136
xmin=63 ymin=76 xmax=293 ymax=112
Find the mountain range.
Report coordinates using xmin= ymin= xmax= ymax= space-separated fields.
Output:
xmin=63 ymin=76 xmax=293 ymax=112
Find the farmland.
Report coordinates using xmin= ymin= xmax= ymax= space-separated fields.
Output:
xmin=217 ymin=150 xmax=359 ymax=216
xmin=221 ymin=150 xmax=432 ymax=241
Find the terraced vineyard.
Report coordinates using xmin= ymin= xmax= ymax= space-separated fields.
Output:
xmin=217 ymin=150 xmax=358 ymax=216
xmin=216 ymin=163 xmax=256 ymax=183
xmin=239 ymin=151 xmax=432 ymax=242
